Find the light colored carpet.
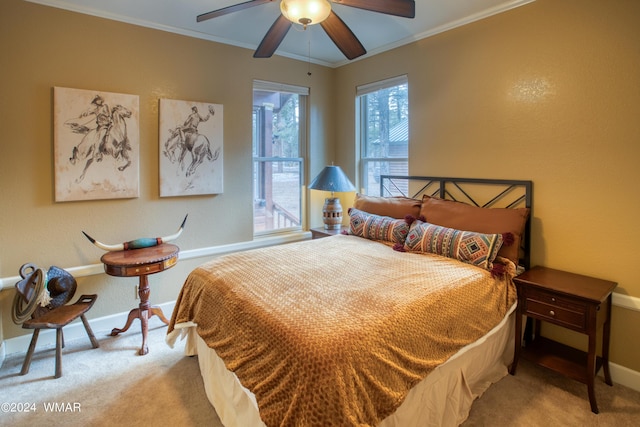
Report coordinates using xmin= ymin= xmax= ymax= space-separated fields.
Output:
xmin=462 ymin=361 xmax=640 ymax=427
xmin=0 ymin=319 xmax=221 ymax=427
xmin=1 ymin=320 xmax=639 ymax=426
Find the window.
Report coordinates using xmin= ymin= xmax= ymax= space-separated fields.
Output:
xmin=252 ymin=81 xmax=308 ymax=234
xmin=357 ymin=76 xmax=409 ymax=196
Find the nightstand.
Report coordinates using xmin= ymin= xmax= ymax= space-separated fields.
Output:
xmin=310 ymin=226 xmax=348 ymax=239
xmin=101 ymin=244 xmax=178 ymax=355
xmin=509 ymin=266 xmax=617 ymax=414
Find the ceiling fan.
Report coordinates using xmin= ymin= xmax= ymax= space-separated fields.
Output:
xmin=197 ymin=0 xmax=416 ymax=60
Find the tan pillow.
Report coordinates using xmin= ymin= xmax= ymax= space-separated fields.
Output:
xmin=353 ymin=193 xmax=421 ymax=219
xmin=419 ymin=195 xmax=529 ymax=265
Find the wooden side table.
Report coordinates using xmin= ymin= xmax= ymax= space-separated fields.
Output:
xmin=510 ymin=266 xmax=617 ymax=413
xmin=310 ymin=226 xmax=348 ymax=239
xmin=101 ymin=243 xmax=179 ymax=355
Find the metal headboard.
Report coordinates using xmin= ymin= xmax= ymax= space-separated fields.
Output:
xmin=380 ymin=175 xmax=533 ymax=269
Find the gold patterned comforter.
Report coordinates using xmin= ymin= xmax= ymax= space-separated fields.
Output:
xmin=168 ymin=234 xmax=517 ymax=427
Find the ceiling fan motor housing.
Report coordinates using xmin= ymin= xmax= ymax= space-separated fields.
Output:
xmin=280 ymin=0 xmax=332 ymax=26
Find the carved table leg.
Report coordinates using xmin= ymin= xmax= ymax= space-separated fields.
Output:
xmin=149 ymin=306 xmax=169 ymax=324
xmin=137 ymin=275 xmax=151 ymax=355
xmin=109 ymin=275 xmax=154 ymax=355
xmin=110 ymin=308 xmax=140 ymax=336
xmin=109 ymin=273 xmax=169 ymax=355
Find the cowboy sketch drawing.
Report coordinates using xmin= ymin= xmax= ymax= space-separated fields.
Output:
xmin=54 ymin=87 xmax=140 ymax=202
xmin=159 ymin=99 xmax=223 ymax=196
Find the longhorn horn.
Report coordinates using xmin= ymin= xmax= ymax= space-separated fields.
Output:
xmin=82 ymin=214 xmax=188 ymax=251
xmin=82 ymin=231 xmax=125 ymax=251
xmin=158 ymin=214 xmax=188 ymax=244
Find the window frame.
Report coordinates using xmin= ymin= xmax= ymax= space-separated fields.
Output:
xmin=252 ymin=80 xmax=309 ymax=236
xmin=356 ymin=75 xmax=409 ymax=196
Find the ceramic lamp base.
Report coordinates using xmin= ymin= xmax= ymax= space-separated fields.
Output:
xmin=322 ymin=197 xmax=343 ymax=230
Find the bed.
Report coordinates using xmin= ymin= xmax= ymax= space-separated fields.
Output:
xmin=167 ymin=176 xmax=532 ymax=427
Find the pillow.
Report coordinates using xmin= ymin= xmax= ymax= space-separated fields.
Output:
xmin=348 ymin=208 xmax=410 ymax=243
xmin=419 ymin=195 xmax=529 ymax=265
xmin=402 ymin=220 xmax=504 ymax=271
xmin=353 ymin=193 xmax=421 ymax=219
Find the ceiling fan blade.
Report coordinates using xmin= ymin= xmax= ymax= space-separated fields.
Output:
xmin=320 ymin=11 xmax=366 ymax=60
xmin=333 ymin=0 xmax=415 ymax=18
xmin=254 ymin=15 xmax=292 ymax=58
xmin=197 ymin=0 xmax=275 ymax=23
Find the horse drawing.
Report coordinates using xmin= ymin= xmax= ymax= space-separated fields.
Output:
xmin=164 ymin=128 xmax=220 ymax=177
xmin=68 ymin=104 xmax=133 ymax=182
xmin=99 ymin=104 xmax=132 ymax=172
xmin=163 ymin=128 xmax=182 ymax=164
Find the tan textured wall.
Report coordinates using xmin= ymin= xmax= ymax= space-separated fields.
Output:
xmin=2 ymin=0 xmax=639 ymax=374
xmin=334 ymin=0 xmax=640 ymax=371
xmin=0 ymin=0 xmax=334 ymax=340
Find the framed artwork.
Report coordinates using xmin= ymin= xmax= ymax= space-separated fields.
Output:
xmin=53 ymin=87 xmax=140 ymax=202
xmin=159 ymin=98 xmax=223 ymax=197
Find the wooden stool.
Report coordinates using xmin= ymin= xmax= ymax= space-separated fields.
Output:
xmin=14 ymin=264 xmax=99 ymax=378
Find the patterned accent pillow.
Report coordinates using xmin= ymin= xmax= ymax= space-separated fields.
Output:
xmin=348 ymin=208 xmax=410 ymax=243
xmin=403 ymin=220 xmax=504 ymax=271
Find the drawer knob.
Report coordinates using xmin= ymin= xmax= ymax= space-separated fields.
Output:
xmin=551 ymin=297 xmax=556 ymax=302
xmin=549 ymin=310 xmax=555 ymax=316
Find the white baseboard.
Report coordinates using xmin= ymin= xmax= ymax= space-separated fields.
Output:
xmin=604 ymin=362 xmax=640 ymax=393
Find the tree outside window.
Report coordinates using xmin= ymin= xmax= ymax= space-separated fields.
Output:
xmin=358 ymin=76 xmax=409 ymax=196
xmin=253 ymin=82 xmax=307 ymax=234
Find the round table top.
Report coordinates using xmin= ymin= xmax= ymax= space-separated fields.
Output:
xmin=100 ymin=243 xmax=179 ymax=267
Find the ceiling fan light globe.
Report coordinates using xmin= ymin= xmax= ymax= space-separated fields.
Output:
xmin=280 ymin=0 xmax=332 ymax=26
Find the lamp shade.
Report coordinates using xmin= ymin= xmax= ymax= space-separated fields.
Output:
xmin=308 ymin=165 xmax=355 ymax=193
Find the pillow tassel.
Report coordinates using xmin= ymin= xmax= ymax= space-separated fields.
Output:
xmin=404 ymin=214 xmax=426 ymax=225
xmin=404 ymin=214 xmax=416 ymax=226
xmin=491 ymin=262 xmax=507 ymax=278
xmin=502 ymin=232 xmax=515 ymax=246
xmin=393 ymin=242 xmax=406 ymax=252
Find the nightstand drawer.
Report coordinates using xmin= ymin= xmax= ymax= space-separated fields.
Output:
xmin=524 ymin=289 xmax=587 ymax=331
xmin=125 ymin=263 xmax=163 ymax=276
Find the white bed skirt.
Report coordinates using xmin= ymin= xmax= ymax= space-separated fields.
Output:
xmin=172 ymin=303 xmax=516 ymax=427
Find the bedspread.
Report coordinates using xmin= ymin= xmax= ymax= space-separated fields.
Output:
xmin=167 ymin=234 xmax=516 ymax=427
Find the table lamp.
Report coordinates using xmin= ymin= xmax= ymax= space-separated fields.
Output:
xmin=308 ymin=165 xmax=356 ymax=229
